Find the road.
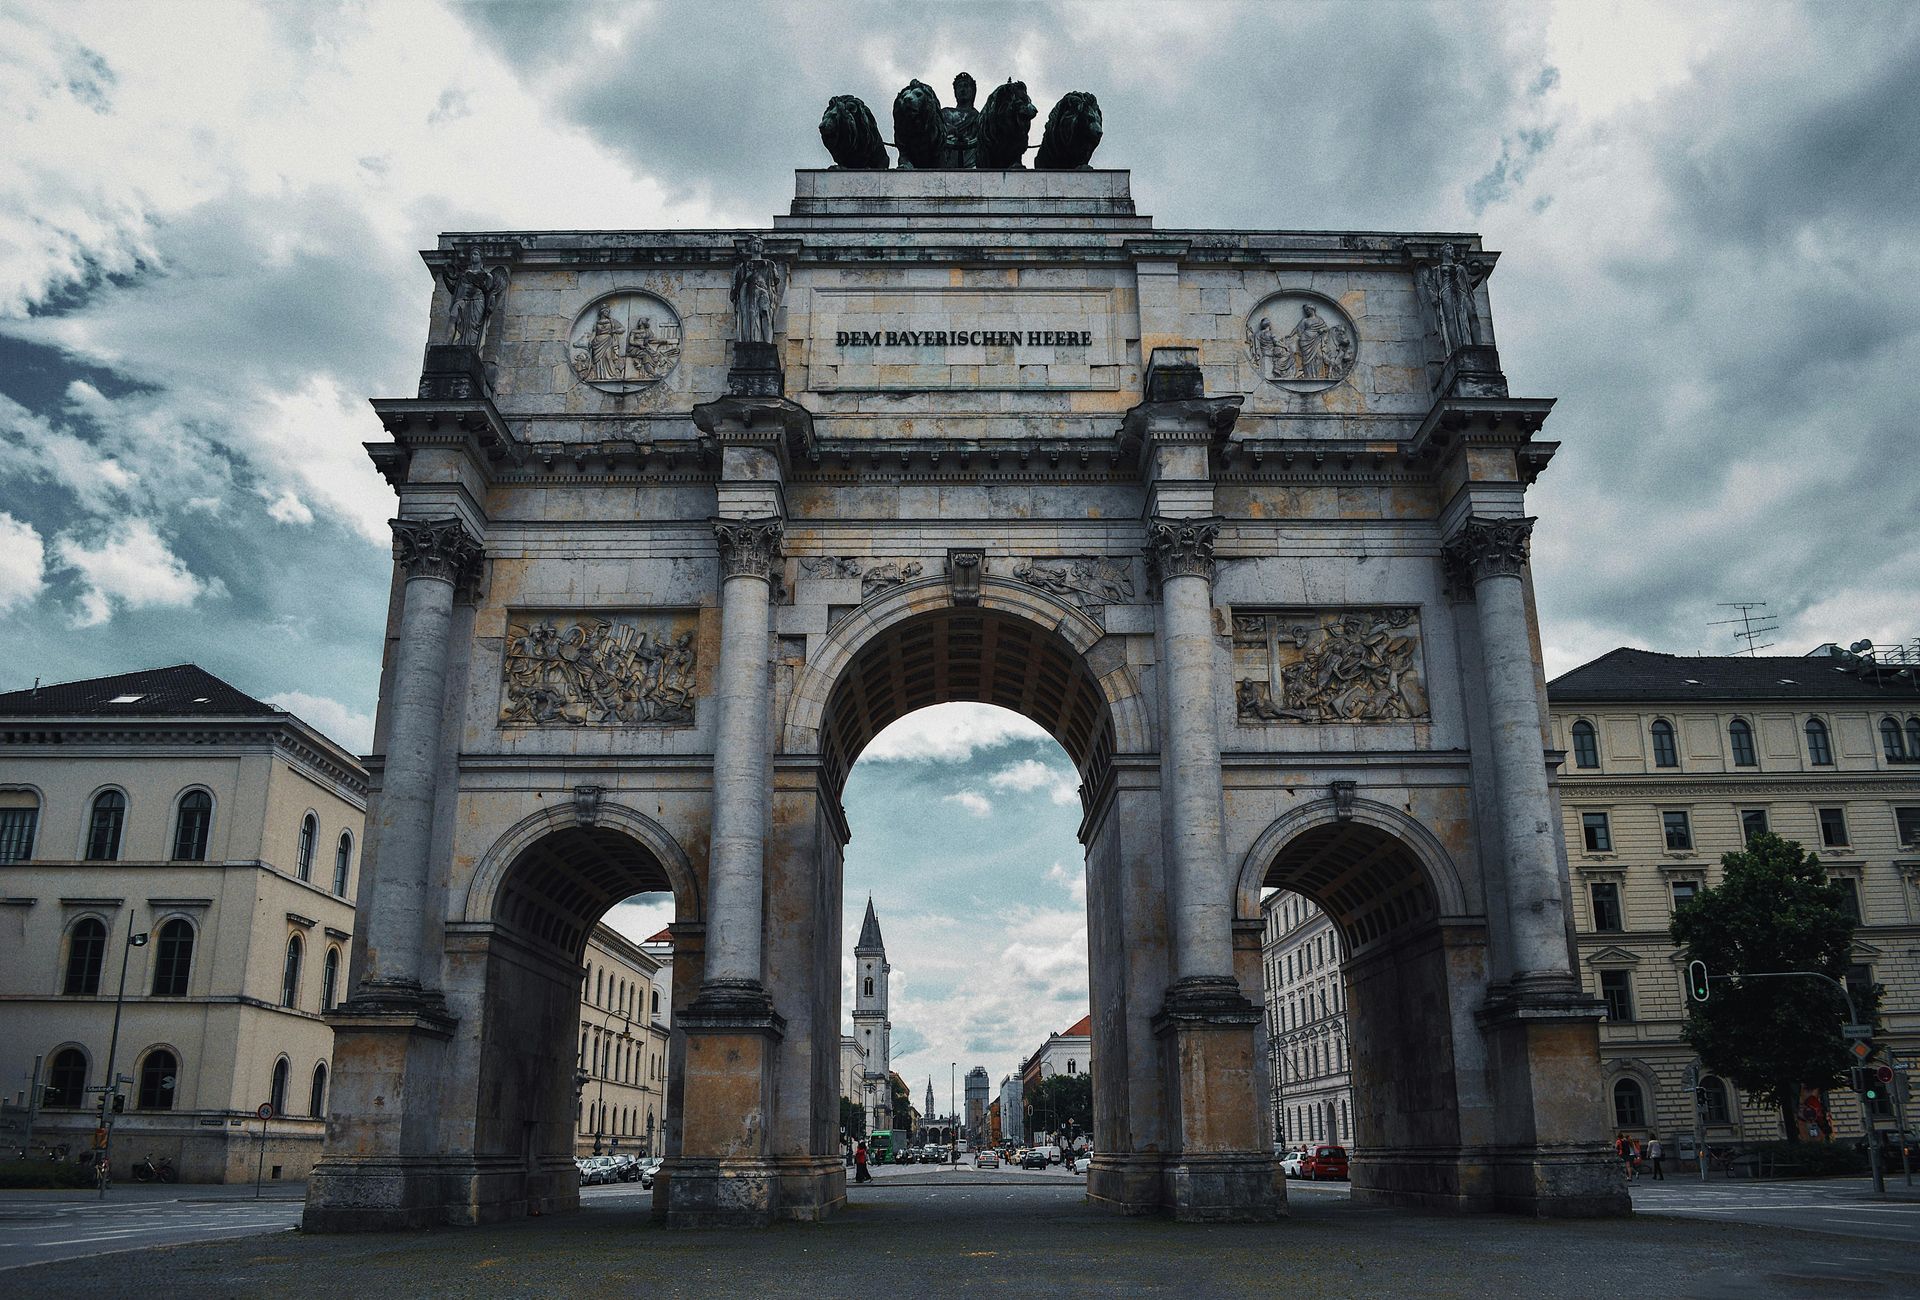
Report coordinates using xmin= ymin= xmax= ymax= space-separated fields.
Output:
xmin=0 ymin=1184 xmax=303 ymax=1272
xmin=1629 ymin=1173 xmax=1920 ymax=1246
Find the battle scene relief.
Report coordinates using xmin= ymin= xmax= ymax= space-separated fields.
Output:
xmin=1233 ymin=607 xmax=1428 ymax=723
xmin=500 ymin=612 xmax=698 ymax=726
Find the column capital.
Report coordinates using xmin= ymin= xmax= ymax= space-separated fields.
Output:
xmin=1442 ymin=514 xmax=1535 ymax=586
xmin=1144 ymin=515 xmax=1222 ymax=583
xmin=713 ymin=515 xmax=785 ymax=581
xmin=390 ymin=516 xmax=484 ymax=585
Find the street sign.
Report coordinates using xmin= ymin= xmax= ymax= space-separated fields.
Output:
xmin=1843 ymin=1023 xmax=1874 ymax=1041
xmin=1876 ymin=1065 xmax=1895 ymax=1084
xmin=256 ymin=1103 xmax=274 ymax=1120
xmin=93 ymin=1127 xmax=107 ymax=1148
xmin=1851 ymin=1040 xmax=1875 ymax=1061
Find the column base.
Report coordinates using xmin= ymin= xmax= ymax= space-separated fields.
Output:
xmin=1163 ymin=1153 xmax=1288 ymax=1223
xmin=1486 ymin=1146 xmax=1632 ymax=1217
xmin=663 ymin=1157 xmax=840 ymax=1228
xmin=1086 ymin=1154 xmax=1166 ymax=1216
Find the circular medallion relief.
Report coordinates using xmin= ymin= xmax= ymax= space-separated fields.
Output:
xmin=568 ymin=291 xmax=682 ymax=393
xmin=1244 ymin=292 xmax=1357 ymax=392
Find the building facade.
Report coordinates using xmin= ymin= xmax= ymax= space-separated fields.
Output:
xmin=1022 ymin=1014 xmax=1092 ymax=1085
xmin=1261 ymin=890 xmax=1354 ymax=1147
xmin=575 ymin=923 xmax=672 ymax=1157
xmin=999 ymin=1073 xmax=1024 ymax=1145
xmin=964 ymin=1066 xmax=990 ymax=1144
xmin=1550 ymin=645 xmax=1920 ymax=1148
xmin=851 ymin=898 xmax=892 ymax=1135
xmin=0 ymin=665 xmax=364 ymax=1182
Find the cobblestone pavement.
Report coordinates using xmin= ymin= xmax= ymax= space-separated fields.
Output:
xmin=7 ymin=1175 xmax=1917 ymax=1298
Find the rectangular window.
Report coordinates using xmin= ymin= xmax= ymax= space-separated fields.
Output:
xmin=1581 ymin=812 xmax=1613 ymax=853
xmin=1599 ymin=970 xmax=1634 ymax=1021
xmin=1662 ymin=810 xmax=1693 ymax=851
xmin=1896 ymin=807 xmax=1920 ymax=848
xmin=1740 ymin=809 xmax=1769 ymax=842
xmin=0 ymin=807 xmax=37 ymax=863
xmin=1590 ymin=881 xmax=1623 ymax=932
xmin=1817 ymin=807 xmax=1849 ymax=847
xmin=1845 ymin=962 xmax=1875 ymax=1014
xmin=1833 ymin=877 xmax=1861 ymax=923
xmin=1671 ymin=880 xmax=1697 ymax=912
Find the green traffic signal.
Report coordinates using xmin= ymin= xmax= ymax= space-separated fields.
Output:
xmin=1686 ymin=960 xmax=1710 ymax=1002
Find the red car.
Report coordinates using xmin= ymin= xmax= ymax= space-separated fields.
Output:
xmin=1300 ymin=1145 xmax=1348 ymax=1180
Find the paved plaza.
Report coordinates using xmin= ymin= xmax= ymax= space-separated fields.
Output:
xmin=5 ymin=1173 xmax=1917 ymax=1297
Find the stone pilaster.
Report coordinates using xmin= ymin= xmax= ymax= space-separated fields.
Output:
xmin=1441 ymin=515 xmax=1574 ymax=993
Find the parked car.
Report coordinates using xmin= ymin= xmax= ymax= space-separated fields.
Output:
xmin=1070 ymin=1151 xmax=1092 ymax=1174
xmin=638 ymin=1157 xmax=663 ymax=1189
xmin=1280 ymin=1148 xmax=1307 ymax=1178
xmin=1301 ymin=1145 xmax=1349 ymax=1180
xmin=1020 ymin=1150 xmax=1049 ymax=1170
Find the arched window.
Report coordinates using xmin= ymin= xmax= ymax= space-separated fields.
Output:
xmin=1728 ymin=718 xmax=1756 ymax=767
xmin=151 ymin=918 xmax=194 ymax=997
xmin=1571 ymin=720 xmax=1599 ymax=769
xmin=1805 ymin=718 xmax=1833 ymax=766
xmin=270 ymin=1057 xmax=289 ymax=1115
xmin=46 ymin=1047 xmax=88 ymax=1108
xmin=173 ymin=790 xmax=213 ymax=860
xmin=296 ymin=813 xmax=317 ymax=881
xmin=64 ymin=918 xmax=108 ymax=995
xmin=138 ymin=1049 xmax=178 ymax=1110
xmin=322 ymin=946 xmax=341 ymax=1012
xmin=309 ymin=1062 xmax=328 ymax=1117
xmin=1698 ymin=1075 xmax=1732 ymax=1126
xmin=1612 ymin=1077 xmax=1646 ymax=1128
xmin=0 ymin=788 xmax=38 ymax=863
xmin=281 ymin=934 xmax=303 ymax=1008
xmin=333 ymin=832 xmax=352 ymax=897
xmin=864 ymin=977 xmax=874 ymax=996
xmin=1882 ymin=717 xmax=1907 ymax=761
xmin=1650 ymin=720 xmax=1678 ymax=768
xmin=87 ymin=790 xmax=127 ymax=860
xmin=651 ymin=988 xmax=660 ymax=1017
xmin=1908 ymin=717 xmax=1920 ymax=759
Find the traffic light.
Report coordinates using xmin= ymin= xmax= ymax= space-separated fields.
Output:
xmin=111 ymin=1093 xmax=125 ymax=1114
xmin=1686 ymin=960 xmax=1710 ymax=1002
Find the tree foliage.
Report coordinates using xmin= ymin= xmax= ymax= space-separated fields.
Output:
xmin=839 ymin=1095 xmax=865 ymax=1139
xmin=1025 ymin=1073 xmax=1092 ymax=1137
xmin=1670 ymin=833 xmax=1874 ymax=1137
xmin=889 ymin=1072 xmax=914 ymax=1132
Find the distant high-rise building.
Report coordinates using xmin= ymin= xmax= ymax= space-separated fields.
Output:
xmin=964 ymin=1065 xmax=989 ymax=1143
xmin=999 ymin=1074 xmax=1024 ymax=1145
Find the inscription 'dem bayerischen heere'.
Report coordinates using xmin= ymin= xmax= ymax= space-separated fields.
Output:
xmin=833 ymin=328 xmax=1094 ymax=348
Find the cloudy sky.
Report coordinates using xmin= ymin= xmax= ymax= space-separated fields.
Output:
xmin=4 ymin=1 xmax=1917 ymax=1095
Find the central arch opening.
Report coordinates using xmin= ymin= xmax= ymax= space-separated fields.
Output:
xmin=816 ymin=604 xmax=1121 ymax=1171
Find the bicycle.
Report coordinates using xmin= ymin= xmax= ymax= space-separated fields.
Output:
xmin=1705 ymin=1146 xmax=1739 ymax=1175
xmin=132 ymin=1153 xmax=177 ymax=1184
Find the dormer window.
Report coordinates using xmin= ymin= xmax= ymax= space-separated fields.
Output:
xmin=107 ymin=693 xmax=146 ymax=704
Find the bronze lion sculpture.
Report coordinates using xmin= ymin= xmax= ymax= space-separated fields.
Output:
xmin=891 ymin=79 xmax=944 ymax=169
xmin=1035 ymin=91 xmax=1103 ymax=170
xmin=977 ymin=79 xmax=1037 ymax=168
xmin=819 ymin=95 xmax=889 ymax=169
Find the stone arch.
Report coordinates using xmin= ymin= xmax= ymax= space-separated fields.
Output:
xmin=1234 ymin=795 xmax=1469 ymax=935
xmin=461 ymin=797 xmax=702 ymax=934
xmin=781 ymin=573 xmax=1154 ymax=787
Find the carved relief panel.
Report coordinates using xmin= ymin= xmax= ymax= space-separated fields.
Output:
xmin=1244 ymin=291 xmax=1357 ymax=392
xmin=567 ymin=290 xmax=683 ymax=393
xmin=1011 ymin=556 xmax=1135 ymax=611
xmin=1232 ymin=607 xmax=1428 ymax=723
xmin=500 ymin=611 xmax=699 ymax=727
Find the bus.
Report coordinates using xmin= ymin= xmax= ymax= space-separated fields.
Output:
xmin=868 ymin=1130 xmax=893 ymax=1164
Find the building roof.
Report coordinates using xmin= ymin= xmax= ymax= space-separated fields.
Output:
xmin=1547 ymin=647 xmax=1920 ymax=704
xmin=1059 ymin=1014 xmax=1091 ymax=1039
xmin=855 ymin=896 xmax=885 ymax=953
xmin=0 ymin=663 xmax=281 ymax=718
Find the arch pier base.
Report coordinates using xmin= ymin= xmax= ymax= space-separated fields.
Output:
xmin=1155 ymin=978 xmax=1289 ymax=1222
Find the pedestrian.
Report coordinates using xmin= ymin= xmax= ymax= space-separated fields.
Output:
xmin=1646 ymin=1133 xmax=1665 ymax=1181
xmin=854 ymin=1140 xmax=871 ymax=1183
xmin=1615 ymin=1132 xmax=1634 ymax=1179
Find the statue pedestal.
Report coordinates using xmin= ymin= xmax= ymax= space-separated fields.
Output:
xmin=727 ymin=341 xmax=784 ymax=398
xmin=418 ymin=344 xmax=492 ymax=401
xmin=1441 ymin=344 xmax=1506 ymax=398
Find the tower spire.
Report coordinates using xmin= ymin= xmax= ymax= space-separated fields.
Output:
xmin=856 ymin=894 xmax=885 ymax=954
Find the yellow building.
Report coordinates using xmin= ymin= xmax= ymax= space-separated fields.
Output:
xmin=575 ymin=924 xmax=671 ymax=1157
xmin=1550 ymin=645 xmax=1920 ymax=1149
xmin=0 ymin=665 xmax=364 ymax=1182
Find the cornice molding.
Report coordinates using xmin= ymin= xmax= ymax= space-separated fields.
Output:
xmin=1562 ymin=779 xmax=1920 ymax=799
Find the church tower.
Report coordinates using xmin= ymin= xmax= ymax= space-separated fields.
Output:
xmin=925 ymin=1079 xmax=936 ymax=1140
xmin=852 ymin=898 xmax=892 ymax=1135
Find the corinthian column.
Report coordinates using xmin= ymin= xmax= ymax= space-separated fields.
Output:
xmin=1145 ymin=516 xmax=1236 ymax=991
xmin=702 ymin=516 xmax=783 ymax=1001
xmin=358 ymin=517 xmax=482 ymax=1000
xmin=1444 ymin=515 xmax=1574 ymax=989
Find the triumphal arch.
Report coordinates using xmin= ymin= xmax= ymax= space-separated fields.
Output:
xmin=305 ymin=85 xmax=1627 ymax=1230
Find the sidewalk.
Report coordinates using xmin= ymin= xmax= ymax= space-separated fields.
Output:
xmin=0 ymin=1180 xmax=308 ymax=1205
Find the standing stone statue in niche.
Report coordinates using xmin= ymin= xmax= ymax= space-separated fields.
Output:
xmin=731 ymin=236 xmax=785 ymax=346
xmin=977 ymin=79 xmax=1038 ymax=168
xmin=1424 ymin=242 xmax=1487 ymax=356
xmin=940 ymin=73 xmax=982 ymax=167
xmin=1034 ymin=91 xmax=1103 ymax=169
xmin=819 ymin=95 xmax=889 ymax=168
xmin=436 ymin=249 xmax=509 ymax=349
xmin=892 ymin=79 xmax=945 ymax=170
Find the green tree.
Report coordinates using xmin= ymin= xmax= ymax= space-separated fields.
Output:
xmin=839 ymin=1095 xmax=865 ymax=1140
xmin=1671 ymin=832 xmax=1876 ymax=1140
xmin=889 ymin=1072 xmax=914 ymax=1133
xmin=1025 ymin=1073 xmax=1092 ymax=1140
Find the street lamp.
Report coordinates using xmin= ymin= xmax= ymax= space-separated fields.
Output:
xmin=97 ymin=914 xmax=148 ymax=1197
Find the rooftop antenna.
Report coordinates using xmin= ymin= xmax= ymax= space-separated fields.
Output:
xmin=1709 ymin=601 xmax=1778 ymax=657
